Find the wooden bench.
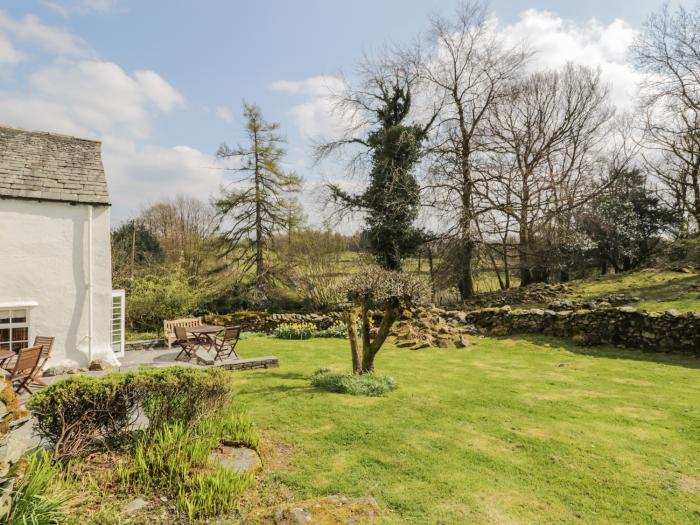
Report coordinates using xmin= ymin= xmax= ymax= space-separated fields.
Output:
xmin=163 ymin=317 xmax=203 ymax=349
xmin=217 ymin=356 xmax=279 ymax=371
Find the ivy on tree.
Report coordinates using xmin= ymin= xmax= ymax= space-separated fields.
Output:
xmin=328 ymin=78 xmax=428 ymax=271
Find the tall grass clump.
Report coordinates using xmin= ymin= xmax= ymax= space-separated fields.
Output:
xmin=117 ymin=412 xmax=258 ymax=519
xmin=310 ymin=368 xmax=397 ymax=397
xmin=6 ymin=450 xmax=70 ymax=525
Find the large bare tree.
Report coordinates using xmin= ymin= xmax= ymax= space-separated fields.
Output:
xmin=634 ymin=3 xmax=700 ymax=233
xmin=417 ymin=1 xmax=527 ymax=298
xmin=485 ymin=64 xmax=614 ymax=284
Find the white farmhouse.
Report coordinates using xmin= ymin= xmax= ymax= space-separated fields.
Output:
xmin=0 ymin=125 xmax=124 ymax=368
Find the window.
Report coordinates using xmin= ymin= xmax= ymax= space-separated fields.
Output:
xmin=0 ymin=309 xmax=29 ymax=352
xmin=111 ymin=290 xmax=125 ymax=357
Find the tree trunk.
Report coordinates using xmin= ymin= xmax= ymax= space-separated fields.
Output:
xmin=345 ymin=309 xmax=362 ymax=374
xmin=458 ymin=239 xmax=475 ymax=299
xmin=359 ymin=306 xmax=399 ymax=374
xmin=253 ymin=137 xmax=264 ymax=283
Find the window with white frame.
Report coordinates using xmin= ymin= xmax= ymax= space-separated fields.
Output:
xmin=0 ymin=309 xmax=29 ymax=352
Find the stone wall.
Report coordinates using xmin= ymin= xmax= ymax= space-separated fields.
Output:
xmin=0 ymin=380 xmax=31 ymax=519
xmin=462 ymin=306 xmax=700 ymax=354
xmin=205 ymin=311 xmax=344 ymax=333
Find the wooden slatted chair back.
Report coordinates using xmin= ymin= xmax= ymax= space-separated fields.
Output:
xmin=33 ymin=336 xmax=55 ymax=360
xmin=12 ymin=346 xmax=42 ymax=375
xmin=164 ymin=317 xmax=202 ymax=348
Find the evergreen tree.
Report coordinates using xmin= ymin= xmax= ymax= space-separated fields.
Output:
xmin=328 ymin=79 xmax=425 ymax=271
xmin=215 ymin=103 xmax=302 ymax=284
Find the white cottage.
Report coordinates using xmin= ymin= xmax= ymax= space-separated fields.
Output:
xmin=0 ymin=125 xmax=124 ymax=368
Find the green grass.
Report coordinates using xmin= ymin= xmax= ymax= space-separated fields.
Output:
xmin=233 ymin=336 xmax=700 ymax=524
xmin=569 ymin=269 xmax=700 ymax=312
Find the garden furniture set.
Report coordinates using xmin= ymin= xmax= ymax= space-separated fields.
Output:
xmin=168 ymin=318 xmax=278 ymax=369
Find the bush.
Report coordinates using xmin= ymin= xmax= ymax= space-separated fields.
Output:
xmin=310 ymin=368 xmax=397 ymax=397
xmin=134 ymin=367 xmax=233 ymax=428
xmin=28 ymin=374 xmax=141 ymax=459
xmin=28 ymin=367 xmax=234 ymax=459
xmin=6 ymin=450 xmax=69 ymax=525
xmin=273 ymin=322 xmax=316 ymax=340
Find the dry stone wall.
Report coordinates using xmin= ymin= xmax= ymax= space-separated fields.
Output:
xmin=463 ymin=306 xmax=700 ymax=354
xmin=205 ymin=311 xmax=344 ymax=333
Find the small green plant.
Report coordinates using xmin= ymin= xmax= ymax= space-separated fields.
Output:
xmin=310 ymin=368 xmax=397 ymax=397
xmin=118 ymin=412 xmax=257 ymax=519
xmin=6 ymin=450 xmax=69 ymax=525
xmin=314 ymin=320 xmax=348 ymax=338
xmin=273 ymin=322 xmax=316 ymax=339
xmin=177 ymin=467 xmax=252 ymax=520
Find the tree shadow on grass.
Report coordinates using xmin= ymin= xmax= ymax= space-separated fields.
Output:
xmin=512 ymin=333 xmax=700 ymax=370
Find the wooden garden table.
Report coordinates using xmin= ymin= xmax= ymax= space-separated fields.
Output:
xmin=188 ymin=325 xmax=224 ymax=351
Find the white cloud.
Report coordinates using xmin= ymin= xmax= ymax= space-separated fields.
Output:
xmin=215 ymin=105 xmax=233 ymax=123
xmin=101 ymin=138 xmax=225 ymax=222
xmin=493 ymin=10 xmax=642 ymax=110
xmin=270 ymin=75 xmax=349 ymax=140
xmin=43 ymin=0 xmax=125 ymax=17
xmin=0 ymin=11 xmax=89 ymax=57
xmin=276 ymin=11 xmax=644 ymax=143
xmin=11 ymin=60 xmax=184 ymax=138
xmin=0 ymin=32 xmax=22 ymax=64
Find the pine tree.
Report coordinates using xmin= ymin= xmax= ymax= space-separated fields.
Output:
xmin=215 ymin=103 xmax=302 ymax=284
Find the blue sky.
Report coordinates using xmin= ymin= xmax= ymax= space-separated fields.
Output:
xmin=0 ymin=0 xmax=691 ymax=224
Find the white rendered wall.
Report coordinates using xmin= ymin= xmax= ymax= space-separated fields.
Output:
xmin=0 ymin=198 xmax=115 ymax=367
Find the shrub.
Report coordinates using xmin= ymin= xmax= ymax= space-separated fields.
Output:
xmin=273 ymin=322 xmax=316 ymax=340
xmin=28 ymin=367 xmax=234 ymax=459
xmin=133 ymin=367 xmax=233 ymax=428
xmin=310 ymin=368 xmax=397 ymax=397
xmin=28 ymin=374 xmax=141 ymax=459
xmin=6 ymin=450 xmax=69 ymax=525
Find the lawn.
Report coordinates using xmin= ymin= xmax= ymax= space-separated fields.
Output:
xmin=569 ymin=269 xmax=700 ymax=312
xmin=234 ymin=336 xmax=700 ymax=524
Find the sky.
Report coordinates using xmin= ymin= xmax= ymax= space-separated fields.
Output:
xmin=0 ymin=0 xmax=693 ymax=226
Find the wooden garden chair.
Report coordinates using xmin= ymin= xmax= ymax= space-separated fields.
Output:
xmin=211 ymin=326 xmax=241 ymax=361
xmin=6 ymin=345 xmax=42 ymax=394
xmin=174 ymin=325 xmax=200 ymax=362
xmin=30 ymin=335 xmax=55 ymax=387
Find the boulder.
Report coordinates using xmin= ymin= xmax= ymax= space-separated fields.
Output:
xmin=211 ymin=445 xmax=262 ymax=474
xmin=88 ymin=360 xmax=113 ymax=372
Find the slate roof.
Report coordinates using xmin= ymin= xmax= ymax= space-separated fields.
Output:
xmin=0 ymin=125 xmax=110 ymax=205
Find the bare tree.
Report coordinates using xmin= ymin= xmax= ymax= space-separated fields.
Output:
xmin=417 ymin=1 xmax=528 ymax=298
xmin=140 ymin=195 xmax=216 ymax=275
xmin=634 ymin=3 xmax=700 ymax=233
xmin=485 ymin=64 xmax=614 ymax=284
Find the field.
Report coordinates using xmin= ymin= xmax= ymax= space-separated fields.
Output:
xmin=569 ymin=269 xmax=700 ymax=312
xmin=234 ymin=336 xmax=700 ymax=524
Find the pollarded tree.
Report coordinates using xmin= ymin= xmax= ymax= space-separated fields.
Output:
xmin=342 ymin=266 xmax=427 ymax=374
xmin=215 ymin=103 xmax=302 ymax=284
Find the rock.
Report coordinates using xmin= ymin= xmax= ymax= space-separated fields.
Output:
xmin=123 ymin=498 xmax=149 ymax=515
xmin=211 ymin=446 xmax=262 ymax=474
xmin=88 ymin=360 xmax=113 ymax=372
xmin=455 ymin=336 xmax=470 ymax=348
